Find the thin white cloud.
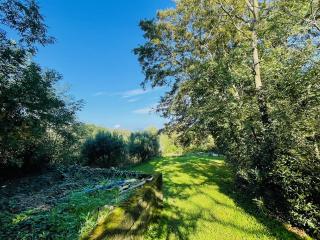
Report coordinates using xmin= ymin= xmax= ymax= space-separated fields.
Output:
xmin=127 ymin=98 xmax=139 ymax=103
xmin=132 ymin=104 xmax=157 ymax=114
xmin=132 ymin=107 xmax=152 ymax=114
xmin=93 ymin=87 xmax=163 ymax=98
xmin=122 ymin=89 xmax=149 ymax=98
xmin=113 ymin=124 xmax=121 ymax=129
xmin=93 ymin=91 xmax=108 ymax=97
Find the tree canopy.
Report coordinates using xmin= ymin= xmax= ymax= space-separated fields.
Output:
xmin=0 ymin=0 xmax=82 ymax=171
xmin=135 ymin=0 xmax=320 ymax=236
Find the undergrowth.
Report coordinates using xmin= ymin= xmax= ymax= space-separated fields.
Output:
xmin=0 ymin=184 xmax=130 ymax=239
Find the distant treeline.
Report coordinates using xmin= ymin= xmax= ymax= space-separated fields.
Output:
xmin=80 ymin=124 xmax=216 ymax=167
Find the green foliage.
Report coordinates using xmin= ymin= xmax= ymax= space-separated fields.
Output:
xmin=0 ymin=0 xmax=54 ymax=74
xmin=159 ymin=133 xmax=184 ymax=156
xmin=81 ymin=131 xmax=128 ymax=168
xmin=0 ymin=59 xmax=82 ymax=172
xmin=80 ymin=126 xmax=161 ymax=167
xmin=128 ymin=131 xmax=160 ymax=163
xmin=135 ymin=0 xmax=320 ymax=237
xmin=0 ymin=0 xmax=82 ymax=173
xmin=159 ymin=133 xmax=215 ymax=156
xmin=80 ymin=124 xmax=131 ymax=140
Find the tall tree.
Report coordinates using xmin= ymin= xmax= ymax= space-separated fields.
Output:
xmin=135 ymin=0 xmax=320 ymax=236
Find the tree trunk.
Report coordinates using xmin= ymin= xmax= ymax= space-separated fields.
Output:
xmin=251 ymin=0 xmax=262 ymax=90
xmin=249 ymin=0 xmax=271 ymax=126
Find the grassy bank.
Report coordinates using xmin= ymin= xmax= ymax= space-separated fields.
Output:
xmin=131 ymin=154 xmax=310 ymax=240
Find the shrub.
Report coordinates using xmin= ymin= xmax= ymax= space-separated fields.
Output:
xmin=128 ymin=132 xmax=159 ymax=163
xmin=270 ymin=153 xmax=320 ymax=237
xmin=81 ymin=132 xmax=127 ymax=168
xmin=0 ymin=126 xmax=83 ymax=179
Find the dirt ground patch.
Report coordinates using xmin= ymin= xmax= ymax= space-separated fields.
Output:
xmin=1 ymin=166 xmax=118 ymax=213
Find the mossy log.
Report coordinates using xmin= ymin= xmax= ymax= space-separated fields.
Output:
xmin=85 ymin=173 xmax=163 ymax=240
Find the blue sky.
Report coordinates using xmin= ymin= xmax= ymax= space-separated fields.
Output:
xmin=35 ymin=0 xmax=174 ymax=130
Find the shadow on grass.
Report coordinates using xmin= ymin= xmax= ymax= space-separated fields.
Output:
xmin=132 ymin=153 xmax=303 ymax=240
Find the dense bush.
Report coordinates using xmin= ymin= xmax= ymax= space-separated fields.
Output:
xmin=0 ymin=63 xmax=82 ymax=174
xmin=128 ymin=132 xmax=159 ymax=163
xmin=80 ymin=128 xmax=161 ymax=168
xmin=81 ymin=132 xmax=127 ymax=168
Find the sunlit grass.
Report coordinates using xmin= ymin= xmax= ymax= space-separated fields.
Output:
xmin=131 ymin=153 xmax=308 ymax=240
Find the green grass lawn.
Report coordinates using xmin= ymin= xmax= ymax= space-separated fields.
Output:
xmin=131 ymin=153 xmax=309 ymax=240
